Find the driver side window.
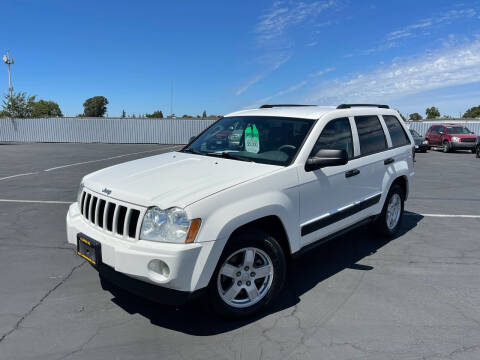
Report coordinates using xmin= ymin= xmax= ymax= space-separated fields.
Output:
xmin=310 ymin=117 xmax=354 ymax=159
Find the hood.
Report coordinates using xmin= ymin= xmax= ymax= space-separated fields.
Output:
xmin=413 ymin=136 xmax=424 ymax=145
xmin=83 ymin=151 xmax=279 ymax=208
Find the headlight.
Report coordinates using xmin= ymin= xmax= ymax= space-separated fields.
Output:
xmin=422 ymin=140 xmax=428 ymax=144
xmin=452 ymin=136 xmax=460 ymax=142
xmin=77 ymin=183 xmax=84 ymax=204
xmin=140 ymin=207 xmax=201 ymax=243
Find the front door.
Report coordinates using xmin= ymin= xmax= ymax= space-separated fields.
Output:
xmin=297 ymin=117 xmax=365 ymax=247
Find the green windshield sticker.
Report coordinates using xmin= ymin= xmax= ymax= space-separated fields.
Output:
xmin=245 ymin=124 xmax=260 ymax=153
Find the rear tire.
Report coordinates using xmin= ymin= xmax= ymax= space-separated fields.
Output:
xmin=207 ymin=228 xmax=286 ymax=319
xmin=476 ymin=146 xmax=480 ymax=158
xmin=372 ymin=184 xmax=405 ymax=237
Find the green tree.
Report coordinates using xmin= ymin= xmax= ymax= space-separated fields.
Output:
xmin=2 ymin=92 xmax=36 ymax=118
xmin=121 ymin=109 xmax=126 ymax=118
xmin=31 ymin=100 xmax=63 ymax=117
xmin=425 ymin=106 xmax=440 ymax=119
xmin=0 ymin=109 xmax=10 ymax=118
xmin=202 ymin=110 xmax=207 ymax=119
xmin=409 ymin=113 xmax=423 ymax=121
xmin=463 ymin=105 xmax=480 ymax=118
xmin=145 ymin=110 xmax=164 ymax=118
xmin=83 ymin=96 xmax=108 ymax=117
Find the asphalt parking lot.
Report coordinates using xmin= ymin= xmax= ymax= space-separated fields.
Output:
xmin=1 ymin=143 xmax=479 ymax=360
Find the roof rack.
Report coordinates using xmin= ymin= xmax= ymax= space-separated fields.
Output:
xmin=337 ymin=104 xmax=390 ymax=109
xmin=259 ymin=104 xmax=316 ymax=109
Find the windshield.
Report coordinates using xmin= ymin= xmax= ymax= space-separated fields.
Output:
xmin=446 ymin=126 xmax=471 ymax=134
xmin=183 ymin=116 xmax=315 ymax=166
xmin=409 ymin=129 xmax=421 ymax=137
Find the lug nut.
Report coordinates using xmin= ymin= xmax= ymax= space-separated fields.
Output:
xmin=246 ymin=281 xmax=251 ymax=286
xmin=237 ymin=281 xmax=242 ymax=286
xmin=250 ymin=272 xmax=256 ymax=277
xmin=236 ymin=271 xmax=241 ymax=277
xmin=244 ymin=266 xmax=249 ymax=271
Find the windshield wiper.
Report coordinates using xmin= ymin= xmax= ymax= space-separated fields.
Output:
xmin=205 ymin=152 xmax=253 ymax=162
xmin=182 ymin=148 xmax=203 ymax=155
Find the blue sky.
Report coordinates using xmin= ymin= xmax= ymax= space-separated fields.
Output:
xmin=2 ymin=0 xmax=480 ymax=117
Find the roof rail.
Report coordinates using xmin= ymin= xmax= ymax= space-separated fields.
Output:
xmin=260 ymin=104 xmax=316 ymax=109
xmin=337 ymin=104 xmax=390 ymax=109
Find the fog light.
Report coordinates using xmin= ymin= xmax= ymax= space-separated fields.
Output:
xmin=148 ymin=259 xmax=170 ymax=279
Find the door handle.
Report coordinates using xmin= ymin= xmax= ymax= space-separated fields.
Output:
xmin=345 ymin=169 xmax=360 ymax=178
xmin=384 ymin=158 xmax=395 ymax=165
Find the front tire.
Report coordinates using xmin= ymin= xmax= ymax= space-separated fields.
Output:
xmin=373 ymin=184 xmax=405 ymax=237
xmin=208 ymin=228 xmax=286 ymax=319
xmin=476 ymin=146 xmax=480 ymax=158
xmin=443 ymin=141 xmax=451 ymax=153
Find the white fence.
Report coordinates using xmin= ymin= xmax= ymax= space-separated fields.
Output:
xmin=0 ymin=117 xmax=217 ymax=144
xmin=406 ymin=120 xmax=480 ymax=136
xmin=1 ymin=117 xmax=479 ymax=144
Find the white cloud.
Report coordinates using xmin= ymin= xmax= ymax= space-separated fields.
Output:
xmin=309 ymin=67 xmax=335 ymax=78
xmin=307 ymin=40 xmax=480 ymax=103
xmin=236 ymin=1 xmax=337 ymax=96
xmin=255 ymin=0 xmax=337 ymax=46
xmin=386 ymin=8 xmax=477 ymax=42
xmin=248 ymin=66 xmax=334 ymax=107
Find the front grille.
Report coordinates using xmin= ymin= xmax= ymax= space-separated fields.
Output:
xmin=461 ymin=138 xmax=476 ymax=143
xmin=79 ymin=189 xmax=143 ymax=240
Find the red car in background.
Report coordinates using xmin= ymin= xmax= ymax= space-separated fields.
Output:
xmin=425 ymin=124 xmax=477 ymax=153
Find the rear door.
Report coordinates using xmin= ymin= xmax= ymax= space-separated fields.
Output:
xmin=349 ymin=115 xmax=390 ymax=212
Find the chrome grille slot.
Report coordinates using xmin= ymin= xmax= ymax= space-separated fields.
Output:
xmin=129 ymin=210 xmax=140 ymax=238
xmin=84 ymin=194 xmax=91 ymax=221
xmin=80 ymin=192 xmax=86 ymax=215
xmin=78 ymin=189 xmax=145 ymax=240
xmin=461 ymin=138 xmax=476 ymax=143
xmin=106 ymin=203 xmax=116 ymax=232
xmin=97 ymin=199 xmax=106 ymax=227
xmin=116 ymin=206 xmax=127 ymax=235
xmin=90 ymin=197 xmax=98 ymax=224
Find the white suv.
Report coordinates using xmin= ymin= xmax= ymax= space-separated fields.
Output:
xmin=66 ymin=104 xmax=414 ymax=318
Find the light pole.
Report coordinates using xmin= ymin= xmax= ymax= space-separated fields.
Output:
xmin=2 ymin=51 xmax=14 ymax=100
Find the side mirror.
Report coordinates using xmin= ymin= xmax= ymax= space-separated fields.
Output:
xmin=188 ymin=136 xmax=196 ymax=143
xmin=305 ymin=149 xmax=348 ymax=172
xmin=438 ymin=131 xmax=444 ymax=135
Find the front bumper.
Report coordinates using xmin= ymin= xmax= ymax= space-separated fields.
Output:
xmin=66 ymin=203 xmax=216 ymax=295
xmin=451 ymin=141 xmax=476 ymax=150
xmin=414 ymin=143 xmax=429 ymax=152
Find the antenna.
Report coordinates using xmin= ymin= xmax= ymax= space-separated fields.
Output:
xmin=170 ymin=80 xmax=173 ymax=117
xmin=3 ymin=51 xmax=14 ymax=99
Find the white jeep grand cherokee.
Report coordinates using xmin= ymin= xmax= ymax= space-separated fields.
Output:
xmin=67 ymin=104 xmax=414 ymax=318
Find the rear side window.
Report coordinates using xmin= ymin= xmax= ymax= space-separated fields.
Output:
xmin=383 ymin=115 xmax=410 ymax=147
xmin=354 ymin=115 xmax=387 ymax=155
xmin=311 ymin=117 xmax=354 ymax=159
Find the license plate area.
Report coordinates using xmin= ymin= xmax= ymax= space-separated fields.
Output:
xmin=77 ymin=234 xmax=102 ymax=266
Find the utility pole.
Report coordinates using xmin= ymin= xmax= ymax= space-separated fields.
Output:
xmin=2 ymin=51 xmax=14 ymax=100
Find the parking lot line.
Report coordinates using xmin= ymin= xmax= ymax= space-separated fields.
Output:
xmin=0 ymin=172 xmax=39 ymax=181
xmin=406 ymin=212 xmax=480 ymax=219
xmin=43 ymin=145 xmax=182 ymax=172
xmin=0 ymin=199 xmax=72 ymax=204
